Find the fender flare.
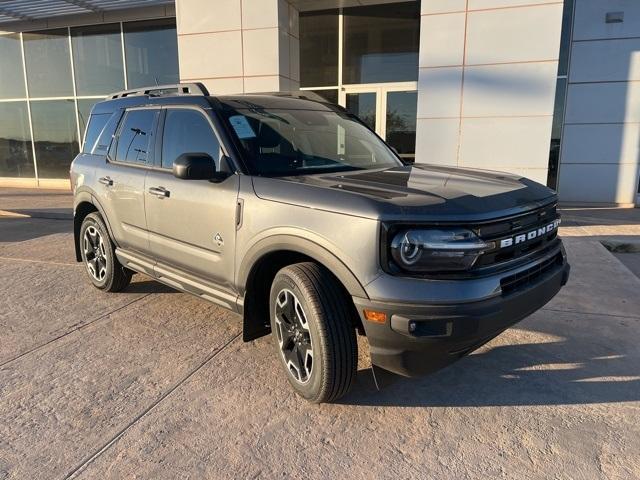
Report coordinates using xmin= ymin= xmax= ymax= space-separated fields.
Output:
xmin=237 ymin=234 xmax=369 ymax=299
xmin=73 ymin=189 xmax=118 ymax=261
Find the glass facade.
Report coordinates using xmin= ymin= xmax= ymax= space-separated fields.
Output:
xmin=0 ymin=18 xmax=178 ymax=180
xmin=0 ymin=34 xmax=26 ymax=99
xmin=0 ymin=102 xmax=33 ymax=177
xmin=343 ymin=3 xmax=419 ymax=85
xmin=547 ymin=0 xmax=574 ymax=190
xmin=30 ymin=100 xmax=78 ymax=178
xmin=124 ymin=19 xmax=179 ymax=88
xmin=386 ymin=91 xmax=417 ymax=159
xmin=299 ymin=10 xmax=339 ymax=88
xmin=300 ymin=4 xmax=420 ymax=160
xmin=71 ymin=24 xmax=124 ymax=96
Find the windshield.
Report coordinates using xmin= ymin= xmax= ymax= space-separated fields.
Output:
xmin=221 ymin=107 xmax=403 ymax=176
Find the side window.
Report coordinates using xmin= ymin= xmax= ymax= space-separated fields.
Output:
xmin=114 ymin=109 xmax=158 ymax=164
xmin=82 ymin=113 xmax=110 ymax=154
xmin=161 ymin=109 xmax=220 ymax=169
xmin=95 ymin=110 xmax=123 ymax=156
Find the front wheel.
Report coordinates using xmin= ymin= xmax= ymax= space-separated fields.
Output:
xmin=79 ymin=212 xmax=132 ymax=292
xmin=269 ymin=262 xmax=357 ymax=403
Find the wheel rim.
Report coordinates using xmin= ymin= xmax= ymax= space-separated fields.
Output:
xmin=274 ymin=289 xmax=314 ymax=384
xmin=83 ymin=225 xmax=108 ymax=282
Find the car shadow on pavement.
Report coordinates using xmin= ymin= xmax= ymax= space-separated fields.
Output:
xmin=0 ymin=217 xmax=72 ymax=242
xmin=125 ymin=279 xmax=180 ymax=294
xmin=339 ymin=327 xmax=640 ymax=408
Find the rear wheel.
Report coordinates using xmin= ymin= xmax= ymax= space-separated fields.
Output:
xmin=80 ymin=212 xmax=132 ymax=292
xmin=269 ymin=262 xmax=357 ymax=403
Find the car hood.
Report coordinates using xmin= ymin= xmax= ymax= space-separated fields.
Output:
xmin=252 ymin=164 xmax=557 ymax=222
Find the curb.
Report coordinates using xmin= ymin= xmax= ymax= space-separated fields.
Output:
xmin=0 ymin=209 xmax=73 ymax=220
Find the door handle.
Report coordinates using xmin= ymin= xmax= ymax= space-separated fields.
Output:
xmin=98 ymin=176 xmax=113 ymax=186
xmin=148 ymin=186 xmax=170 ymax=198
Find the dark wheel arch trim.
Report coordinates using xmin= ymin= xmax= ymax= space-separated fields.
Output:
xmin=73 ymin=190 xmax=118 ymax=262
xmin=237 ymin=235 xmax=368 ymax=342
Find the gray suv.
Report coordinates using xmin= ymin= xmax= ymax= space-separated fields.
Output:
xmin=71 ymin=83 xmax=570 ymax=403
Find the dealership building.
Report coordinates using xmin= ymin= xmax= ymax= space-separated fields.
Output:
xmin=0 ymin=0 xmax=638 ymax=206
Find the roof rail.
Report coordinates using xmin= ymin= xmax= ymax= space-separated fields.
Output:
xmin=107 ymin=82 xmax=210 ymax=99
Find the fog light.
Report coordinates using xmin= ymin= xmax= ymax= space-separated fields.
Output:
xmin=364 ymin=309 xmax=387 ymax=324
xmin=408 ymin=321 xmax=417 ymax=333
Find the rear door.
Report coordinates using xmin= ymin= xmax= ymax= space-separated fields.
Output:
xmin=144 ymin=105 xmax=239 ymax=293
xmin=94 ymin=106 xmax=160 ymax=255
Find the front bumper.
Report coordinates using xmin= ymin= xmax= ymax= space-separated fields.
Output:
xmin=353 ymin=247 xmax=570 ymax=377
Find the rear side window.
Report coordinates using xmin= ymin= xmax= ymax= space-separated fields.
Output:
xmin=82 ymin=113 xmax=110 ymax=153
xmin=161 ymin=109 xmax=220 ymax=169
xmin=114 ymin=109 xmax=158 ymax=164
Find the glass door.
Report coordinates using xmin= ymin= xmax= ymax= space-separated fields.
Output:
xmin=340 ymin=84 xmax=417 ymax=162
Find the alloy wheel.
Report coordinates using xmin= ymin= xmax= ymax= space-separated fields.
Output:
xmin=83 ymin=225 xmax=108 ymax=282
xmin=274 ymin=289 xmax=314 ymax=384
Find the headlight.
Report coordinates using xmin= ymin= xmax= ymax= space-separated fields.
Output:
xmin=390 ymin=229 xmax=494 ymax=273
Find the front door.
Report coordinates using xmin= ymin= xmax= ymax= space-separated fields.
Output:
xmin=144 ymin=106 xmax=239 ymax=297
xmin=340 ymin=84 xmax=418 ymax=162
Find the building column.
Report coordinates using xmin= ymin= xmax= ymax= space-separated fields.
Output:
xmin=175 ymin=0 xmax=299 ymax=94
xmin=415 ymin=1 xmax=563 ymax=186
xmin=558 ymin=2 xmax=640 ymax=206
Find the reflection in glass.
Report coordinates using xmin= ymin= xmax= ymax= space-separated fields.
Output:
xmin=346 ymin=92 xmax=376 ymax=130
xmin=72 ymin=24 xmax=124 ymax=96
xmin=124 ymin=19 xmax=179 ymax=88
xmin=558 ymin=0 xmax=574 ymax=77
xmin=386 ymin=91 xmax=417 ymax=160
xmin=77 ymin=98 xmax=100 ymax=139
xmin=0 ymin=102 xmax=34 ymax=177
xmin=307 ymin=89 xmax=338 ymax=104
xmin=23 ymin=29 xmax=73 ymax=98
xmin=115 ymin=109 xmax=158 ymax=164
xmin=547 ymin=78 xmax=567 ymax=190
xmin=30 ymin=100 xmax=79 ymax=178
xmin=343 ymin=2 xmax=419 ymax=84
xmin=300 ymin=10 xmax=339 ymax=87
xmin=162 ymin=109 xmax=219 ymax=168
xmin=0 ymin=34 xmax=26 ymax=99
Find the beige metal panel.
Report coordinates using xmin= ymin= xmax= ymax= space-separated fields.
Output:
xmin=466 ymin=4 xmax=563 ymax=65
xmin=419 ymin=12 xmax=466 ymax=68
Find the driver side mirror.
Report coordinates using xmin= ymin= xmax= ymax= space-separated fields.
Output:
xmin=173 ymin=153 xmax=216 ymax=180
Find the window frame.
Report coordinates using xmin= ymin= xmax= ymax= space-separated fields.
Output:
xmin=108 ymin=105 xmax=160 ymax=168
xmin=155 ymin=104 xmax=227 ymax=173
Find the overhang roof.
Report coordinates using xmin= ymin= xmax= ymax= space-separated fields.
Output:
xmin=0 ymin=0 xmax=172 ymax=25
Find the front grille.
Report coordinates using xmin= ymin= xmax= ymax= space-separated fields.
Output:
xmin=500 ymin=253 xmax=563 ymax=296
xmin=472 ymin=203 xmax=560 ymax=271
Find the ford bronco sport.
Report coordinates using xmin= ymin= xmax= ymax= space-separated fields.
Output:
xmin=70 ymin=83 xmax=570 ymax=403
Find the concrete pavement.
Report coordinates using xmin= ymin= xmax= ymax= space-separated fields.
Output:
xmin=0 ymin=188 xmax=639 ymax=479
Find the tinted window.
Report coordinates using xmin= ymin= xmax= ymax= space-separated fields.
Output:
xmin=23 ymin=29 xmax=73 ymax=98
xmin=0 ymin=101 xmax=34 ymax=177
xmin=115 ymin=109 xmax=158 ymax=164
xmin=300 ymin=10 xmax=339 ymax=87
xmin=343 ymin=3 xmax=419 ymax=84
xmin=77 ymin=98 xmax=100 ymax=138
xmin=94 ymin=111 xmax=122 ymax=156
xmin=30 ymin=100 xmax=79 ymax=178
xmin=83 ymin=113 xmax=111 ymax=153
xmin=71 ymin=24 xmax=124 ymax=96
xmin=0 ymin=33 xmax=26 ymax=99
xmin=124 ymin=19 xmax=179 ymax=88
xmin=161 ymin=109 xmax=219 ymax=169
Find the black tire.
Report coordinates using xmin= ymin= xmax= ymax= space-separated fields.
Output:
xmin=79 ymin=212 xmax=132 ymax=292
xmin=269 ymin=262 xmax=357 ymax=403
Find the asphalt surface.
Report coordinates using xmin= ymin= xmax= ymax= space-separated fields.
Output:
xmin=0 ymin=190 xmax=639 ymax=479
